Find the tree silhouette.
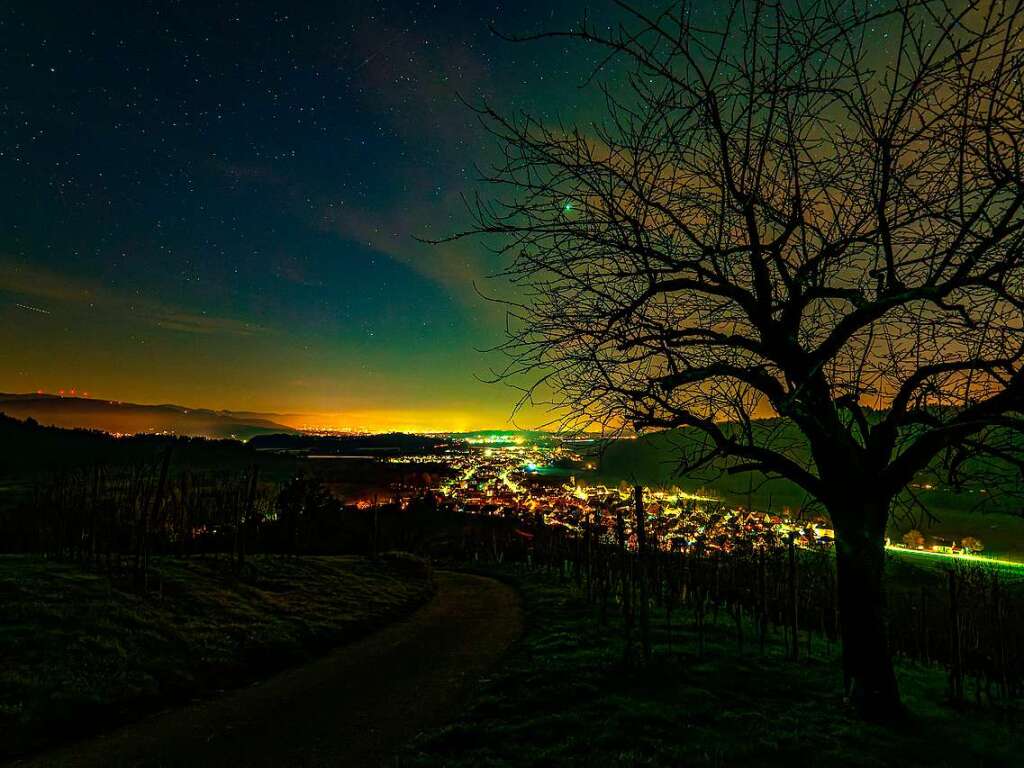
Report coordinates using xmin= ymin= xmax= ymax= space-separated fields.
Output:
xmin=455 ymin=0 xmax=1024 ymax=717
xmin=901 ymin=529 xmax=925 ymax=549
xmin=960 ymin=535 xmax=984 ymax=552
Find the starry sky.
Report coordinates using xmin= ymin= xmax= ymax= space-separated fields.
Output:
xmin=1 ymin=0 xmax=638 ymax=432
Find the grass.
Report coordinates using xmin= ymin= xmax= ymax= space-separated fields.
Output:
xmin=402 ymin=567 xmax=1023 ymax=767
xmin=0 ymin=553 xmax=434 ymax=759
xmin=887 ymin=544 xmax=1024 ymax=575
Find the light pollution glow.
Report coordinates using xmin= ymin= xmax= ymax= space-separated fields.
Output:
xmin=280 ymin=409 xmax=506 ymax=435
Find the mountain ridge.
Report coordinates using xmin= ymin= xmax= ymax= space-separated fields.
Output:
xmin=0 ymin=393 xmax=298 ymax=440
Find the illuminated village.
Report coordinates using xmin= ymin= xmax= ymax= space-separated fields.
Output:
xmin=388 ymin=440 xmax=836 ymax=552
xmin=384 ymin=438 xmax=1002 ymax=564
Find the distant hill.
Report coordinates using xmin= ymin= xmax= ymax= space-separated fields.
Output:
xmin=248 ymin=432 xmax=455 ymax=456
xmin=597 ymin=421 xmax=812 ymax=509
xmin=0 ymin=393 xmax=297 ymax=440
xmin=0 ymin=413 xmax=297 ymax=482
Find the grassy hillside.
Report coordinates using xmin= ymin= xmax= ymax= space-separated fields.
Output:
xmin=597 ymin=425 xmax=1024 ymax=557
xmin=403 ymin=568 xmax=1023 ymax=768
xmin=0 ymin=554 xmax=434 ymax=759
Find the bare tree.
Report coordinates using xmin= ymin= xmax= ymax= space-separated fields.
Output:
xmin=453 ymin=0 xmax=1024 ymax=717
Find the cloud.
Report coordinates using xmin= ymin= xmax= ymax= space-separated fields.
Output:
xmin=0 ymin=259 xmax=98 ymax=304
xmin=321 ymin=198 xmax=482 ymax=286
xmin=150 ymin=310 xmax=261 ymax=336
xmin=273 ymin=255 xmax=325 ymax=289
xmin=315 ymin=176 xmax=523 ymax=320
xmin=0 ymin=256 xmax=263 ymax=337
xmin=312 ymin=16 xmax=513 ymax=307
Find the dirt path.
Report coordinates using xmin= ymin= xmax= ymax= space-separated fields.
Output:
xmin=16 ymin=571 xmax=521 ymax=768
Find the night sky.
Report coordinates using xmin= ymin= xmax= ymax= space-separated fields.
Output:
xmin=1 ymin=1 xmax=635 ymax=431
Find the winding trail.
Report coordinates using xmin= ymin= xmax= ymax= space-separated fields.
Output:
xmin=17 ymin=571 xmax=522 ymax=768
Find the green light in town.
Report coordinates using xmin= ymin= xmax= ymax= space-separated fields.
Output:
xmin=563 ymin=201 xmax=573 ymax=213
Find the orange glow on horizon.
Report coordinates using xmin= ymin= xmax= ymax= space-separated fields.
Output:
xmin=275 ymin=409 xmax=506 ymax=435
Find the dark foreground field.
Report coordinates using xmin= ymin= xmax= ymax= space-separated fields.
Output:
xmin=403 ymin=567 xmax=1024 ymax=768
xmin=14 ymin=572 xmax=522 ymax=768
xmin=7 ymin=555 xmax=1022 ymax=767
xmin=0 ymin=554 xmax=434 ymax=760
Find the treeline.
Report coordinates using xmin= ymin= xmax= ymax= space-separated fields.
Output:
xmin=247 ymin=432 xmax=453 ymax=455
xmin=0 ymin=452 xmax=515 ymax=583
xmin=0 ymin=413 xmax=295 ymax=479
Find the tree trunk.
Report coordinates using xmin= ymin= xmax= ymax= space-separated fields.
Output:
xmin=833 ymin=519 xmax=902 ymax=720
